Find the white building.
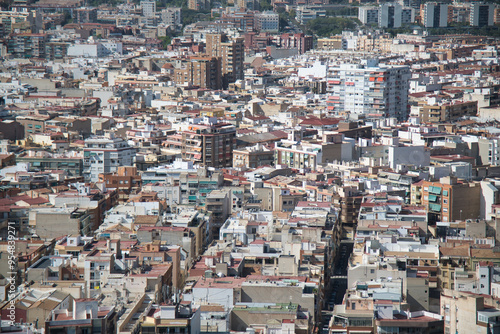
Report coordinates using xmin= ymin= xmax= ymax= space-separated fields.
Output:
xmin=161 ymin=7 xmax=181 ymax=25
xmin=326 ymin=59 xmax=411 ymax=120
xmin=255 ymin=11 xmax=279 ymax=32
xmin=358 ymin=7 xmax=379 ymax=25
xmin=378 ymin=3 xmax=413 ymax=28
xmin=423 ymin=3 xmax=448 ymax=28
xmin=83 ymin=134 xmax=136 ymax=182
xmin=470 ymin=2 xmax=495 ymax=27
xmin=141 ymin=0 xmax=156 ymax=17
xmin=67 ymin=42 xmax=123 ymax=58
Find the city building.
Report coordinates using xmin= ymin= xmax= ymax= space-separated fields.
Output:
xmin=470 ymin=2 xmax=496 ymax=27
xmin=188 ymin=0 xmax=210 ymax=11
xmin=141 ymin=0 xmax=156 ymax=17
xmin=379 ymin=3 xmax=414 ymax=28
xmin=161 ymin=7 xmax=182 ymax=26
xmin=422 ymin=3 xmax=448 ymax=28
xmin=75 ymin=7 xmax=98 ymax=23
xmin=255 ymin=11 xmax=279 ymax=32
xmin=358 ymin=6 xmax=379 ymax=25
xmin=83 ymin=134 xmax=136 ymax=182
xmin=326 ymin=59 xmax=411 ymax=120
xmin=206 ymin=33 xmax=244 ymax=88
xmin=419 ymin=176 xmax=481 ymax=223
xmin=165 ymin=118 xmax=236 ymax=168
xmin=174 ymin=55 xmax=222 ymax=90
xmin=7 ymin=33 xmax=47 ymax=59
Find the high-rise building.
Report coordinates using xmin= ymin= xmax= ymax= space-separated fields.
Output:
xmin=255 ymin=11 xmax=279 ymax=32
xmin=358 ymin=6 xmax=379 ymax=25
xmin=7 ymin=33 xmax=47 ymax=59
xmin=165 ymin=118 xmax=236 ymax=168
xmin=206 ymin=33 xmax=244 ymax=88
xmin=174 ymin=55 xmax=222 ymax=90
xmin=161 ymin=7 xmax=181 ymax=25
xmin=422 ymin=3 xmax=448 ymax=28
xmin=236 ymin=0 xmax=259 ymax=10
xmin=83 ymin=134 xmax=136 ymax=182
xmin=188 ymin=0 xmax=210 ymax=11
xmin=140 ymin=0 xmax=156 ymax=17
xmin=326 ymin=59 xmax=411 ymax=120
xmin=470 ymin=2 xmax=495 ymax=27
xmin=75 ymin=7 xmax=98 ymax=23
xmin=419 ymin=176 xmax=481 ymax=223
xmin=378 ymin=3 xmax=414 ymax=27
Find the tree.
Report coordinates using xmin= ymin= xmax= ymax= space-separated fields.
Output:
xmin=159 ymin=36 xmax=172 ymax=49
xmin=306 ymin=17 xmax=357 ymax=37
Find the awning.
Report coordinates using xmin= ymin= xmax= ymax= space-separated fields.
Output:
xmin=429 ymin=186 xmax=442 ymax=194
xmin=429 ymin=203 xmax=441 ymax=212
xmin=428 ymin=194 xmax=438 ymax=202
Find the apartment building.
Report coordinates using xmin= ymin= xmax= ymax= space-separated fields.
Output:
xmin=0 ymin=9 xmax=42 ymax=35
xmin=255 ymin=11 xmax=279 ymax=32
xmin=274 ymin=133 xmax=355 ymax=171
xmin=422 ymin=3 xmax=448 ymax=28
xmin=206 ymin=33 xmax=244 ymax=88
xmin=470 ymin=2 xmax=495 ymax=27
xmin=233 ymin=144 xmax=274 ymax=168
xmin=358 ymin=6 xmax=379 ymax=25
xmin=379 ymin=3 xmax=414 ymax=28
xmin=75 ymin=7 xmax=97 ymax=23
xmin=420 ymin=176 xmax=481 ymax=223
xmin=417 ymin=99 xmax=477 ymax=123
xmin=29 ymin=207 xmax=92 ymax=239
xmin=7 ymin=33 xmax=47 ymax=59
xmin=326 ymin=59 xmax=411 ymax=120
xmin=166 ymin=118 xmax=236 ymax=168
xmin=188 ymin=0 xmax=210 ymax=10
xmin=140 ymin=0 xmax=156 ymax=17
xmin=161 ymin=7 xmax=181 ymax=25
xmin=83 ymin=134 xmax=136 ymax=182
xmin=441 ymin=289 xmax=500 ymax=334
xmin=317 ymin=35 xmax=343 ymax=50
xmin=174 ymin=55 xmax=222 ymax=90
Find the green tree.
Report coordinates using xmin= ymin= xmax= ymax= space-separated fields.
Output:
xmin=306 ymin=17 xmax=357 ymax=37
xmin=159 ymin=36 xmax=172 ymax=49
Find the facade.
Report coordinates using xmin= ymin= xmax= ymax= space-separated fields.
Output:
xmin=29 ymin=208 xmax=92 ymax=239
xmin=188 ymin=0 xmax=210 ymax=11
xmin=75 ymin=7 xmax=98 ymax=23
xmin=141 ymin=0 xmax=156 ymax=17
xmin=174 ymin=55 xmax=222 ymax=90
xmin=420 ymin=176 xmax=481 ymax=223
xmin=417 ymin=100 xmax=477 ymax=123
xmin=378 ymin=3 xmax=413 ymax=28
xmin=165 ymin=118 xmax=236 ymax=168
xmin=470 ymin=2 xmax=495 ymax=27
xmin=17 ymin=155 xmax=83 ymax=176
xmin=255 ymin=11 xmax=279 ymax=32
xmin=317 ymin=35 xmax=343 ymax=50
xmin=161 ymin=7 xmax=181 ymax=25
xmin=358 ymin=6 xmax=379 ymax=25
xmin=233 ymin=144 xmax=274 ymax=168
xmin=8 ymin=33 xmax=47 ymax=59
xmin=326 ymin=59 xmax=411 ymax=120
xmin=423 ymin=3 xmax=448 ymax=28
xmin=83 ymin=134 xmax=136 ymax=182
xmin=440 ymin=289 xmax=500 ymax=334
xmin=206 ymin=33 xmax=244 ymax=88
xmin=274 ymin=33 xmax=313 ymax=54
